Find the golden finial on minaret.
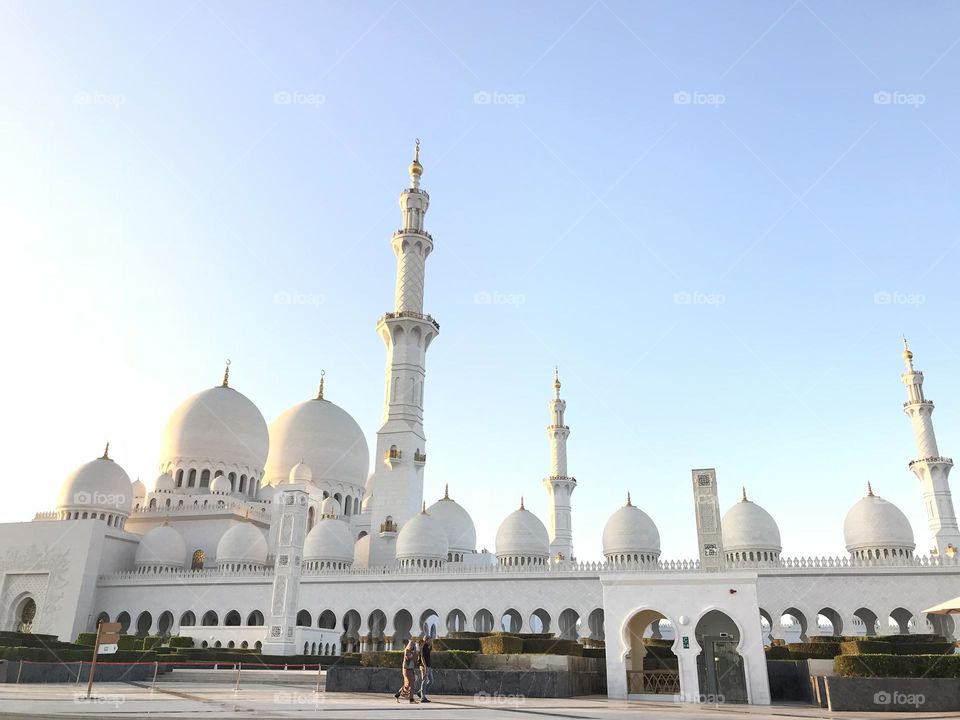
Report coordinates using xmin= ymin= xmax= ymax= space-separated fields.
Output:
xmin=902 ymin=336 xmax=914 ymax=370
xmin=317 ymin=370 xmax=326 ymax=400
xmin=409 ymin=138 xmax=423 ymax=182
xmin=520 ymin=496 xmax=525 ymax=511
xmin=443 ymin=483 xmax=450 ymax=500
xmin=554 ymin=366 xmax=561 ymax=393
xmin=626 ymin=491 xmax=632 ymax=507
xmin=100 ymin=442 xmax=110 ymax=460
xmin=222 ymin=359 xmax=231 ymax=387
xmin=867 ymin=481 xmax=875 ymax=497
xmin=741 ymin=486 xmax=748 ymax=502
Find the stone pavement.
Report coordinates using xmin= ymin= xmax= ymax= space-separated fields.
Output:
xmin=0 ymin=680 xmax=951 ymax=719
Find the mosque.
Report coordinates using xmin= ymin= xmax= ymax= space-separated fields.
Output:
xmin=2 ymin=143 xmax=959 ymax=704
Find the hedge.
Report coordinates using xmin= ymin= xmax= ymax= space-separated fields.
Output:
xmin=431 ymin=651 xmax=476 ymax=669
xmin=479 ymin=635 xmax=522 ymax=654
xmin=786 ymin=642 xmax=840 ymax=659
xmin=521 ymin=638 xmax=582 ymax=656
xmin=582 ymin=647 xmax=606 ymax=659
xmin=449 ymin=632 xmax=485 ymax=639
xmin=893 ymin=642 xmax=955 ymax=656
xmin=168 ymin=636 xmax=195 ymax=649
xmin=839 ymin=640 xmax=893 ymax=655
xmin=433 ymin=637 xmax=480 ymax=652
xmin=836 ymin=654 xmax=960 ymax=678
xmin=765 ymin=645 xmax=791 ymax=660
xmin=75 ymin=633 xmax=98 ymax=647
xmin=361 ymin=651 xmax=404 ymax=668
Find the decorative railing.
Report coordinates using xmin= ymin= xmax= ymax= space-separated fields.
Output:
xmin=903 ymin=399 xmax=933 ymax=408
xmin=378 ymin=311 xmax=440 ymax=331
xmin=909 ymin=456 xmax=953 ymax=467
xmin=384 ymin=449 xmax=402 ymax=461
xmin=99 ymin=566 xmax=275 ymax=582
xmin=414 ymin=451 xmax=426 ymax=464
xmin=393 ymin=228 xmax=433 ymax=241
xmin=626 ymin=670 xmax=680 ymax=695
xmin=379 ymin=520 xmax=398 ymax=534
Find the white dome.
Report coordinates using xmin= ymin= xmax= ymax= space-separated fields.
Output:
xmin=210 ymin=474 xmax=232 ymax=494
xmin=320 ymin=497 xmax=340 ymax=518
xmin=844 ymin=485 xmax=915 ymax=555
xmin=353 ymin=533 xmax=371 ymax=568
xmin=722 ymin=491 xmax=782 ymax=555
xmin=427 ymin=486 xmax=476 ymax=554
xmin=153 ymin=472 xmax=175 ymax=493
xmin=264 ymin=397 xmax=369 ymax=488
xmin=258 ymin=484 xmax=275 ymax=502
xmin=216 ymin=523 xmax=268 ymax=566
xmin=396 ymin=508 xmax=449 ymax=563
xmin=57 ymin=453 xmax=133 ymax=515
xmin=495 ymin=503 xmax=549 ymax=562
xmin=304 ymin=518 xmax=355 ymax=565
xmin=602 ymin=496 xmax=661 ymax=559
xmin=135 ymin=525 xmax=186 ymax=568
xmin=131 ymin=479 xmax=146 ymax=499
xmin=160 ymin=384 xmax=268 ymax=477
xmin=289 ymin=461 xmax=313 ymax=484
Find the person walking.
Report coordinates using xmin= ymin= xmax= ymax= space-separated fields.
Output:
xmin=417 ymin=635 xmax=433 ymax=703
xmin=394 ymin=638 xmax=419 ymax=703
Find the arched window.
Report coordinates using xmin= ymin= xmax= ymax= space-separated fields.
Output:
xmin=191 ymin=549 xmax=205 ymax=570
xmin=239 ymin=475 xmax=247 ymax=494
xmin=188 ymin=469 xmax=197 ymax=488
xmin=176 ymin=469 xmax=184 ymax=488
xmin=200 ymin=469 xmax=210 ymax=488
xmin=17 ymin=598 xmax=36 ymax=633
xmin=228 ymin=472 xmax=237 ymax=491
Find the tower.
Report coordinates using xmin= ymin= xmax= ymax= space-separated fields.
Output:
xmin=365 ymin=141 xmax=439 ymax=567
xmin=901 ymin=339 xmax=960 ymax=556
xmin=543 ymin=369 xmax=576 ymax=562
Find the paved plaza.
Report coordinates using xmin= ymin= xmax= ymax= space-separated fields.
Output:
xmin=0 ymin=676 xmax=951 ymax=719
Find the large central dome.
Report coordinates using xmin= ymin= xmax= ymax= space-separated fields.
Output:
xmin=264 ymin=395 xmax=369 ymax=490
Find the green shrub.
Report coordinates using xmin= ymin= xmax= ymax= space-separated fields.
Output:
xmin=75 ymin=633 xmax=98 ymax=647
xmin=642 ymin=638 xmax=674 ymax=648
xmin=786 ymin=642 xmax=840 ymax=659
xmin=431 ymin=650 xmax=476 ymax=669
xmin=168 ymin=636 xmax=194 ymax=649
xmin=433 ymin=637 xmax=480 ymax=652
xmin=479 ymin=635 xmax=522 ymax=654
xmin=765 ymin=645 xmax=791 ymax=660
xmin=449 ymin=631 xmax=484 ymax=639
xmin=883 ymin=634 xmax=945 ymax=644
xmin=521 ymin=638 xmax=582 ymax=655
xmin=140 ymin=636 xmax=163 ymax=650
xmin=360 ymin=651 xmax=404 ymax=668
xmin=582 ymin=647 xmax=605 ymax=659
xmin=516 ymin=633 xmax=554 ymax=640
xmin=117 ymin=635 xmax=137 ymax=651
xmin=836 ymin=653 xmax=960 ymax=678
xmin=839 ymin=640 xmax=893 ymax=655
xmin=893 ymin=642 xmax=954 ymax=656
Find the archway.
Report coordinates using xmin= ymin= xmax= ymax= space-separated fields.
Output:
xmin=420 ymin=609 xmax=440 ymax=638
xmin=368 ymin=610 xmax=386 ymax=650
xmin=624 ymin=609 xmax=678 ymax=695
xmin=853 ymin=607 xmax=878 ymax=636
xmin=15 ymin=597 xmax=36 ymax=633
xmin=817 ymin=607 xmax=843 ymax=637
xmin=342 ymin=610 xmax=361 ymax=653
xmin=529 ymin=608 xmax=551 ymax=634
xmin=95 ymin=611 xmax=110 ymax=629
xmin=201 ymin=610 xmax=218 ymax=626
xmin=924 ymin=611 xmax=956 ymax=640
xmin=393 ymin=610 xmax=413 ymax=648
xmin=116 ymin=611 xmax=131 ymax=634
xmin=225 ymin=610 xmax=241 ymax=626
xmin=588 ymin=608 xmax=605 ymax=642
xmin=297 ymin=610 xmax=312 ymax=627
xmin=695 ymin=610 xmax=747 ymax=704
xmin=758 ymin=609 xmax=774 ymax=645
xmin=889 ymin=607 xmax=913 ymax=635
xmin=247 ymin=610 xmax=264 ymax=626
xmin=558 ymin=608 xmax=581 ymax=640
xmin=446 ymin=609 xmax=466 ymax=634
xmin=780 ymin=607 xmax=807 ymax=642
xmin=318 ymin=610 xmax=337 ymax=630
xmin=473 ymin=609 xmax=494 ymax=633
xmin=157 ymin=611 xmax=174 ymax=636
xmin=180 ymin=611 xmax=196 ymax=627
xmin=500 ymin=608 xmax=521 ymax=633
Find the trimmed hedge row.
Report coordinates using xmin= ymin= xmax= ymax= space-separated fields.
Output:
xmin=836 ymin=653 xmax=960 ymax=678
xmin=765 ymin=646 xmax=791 ymax=660
xmin=786 ymin=642 xmax=840 ymax=659
xmin=582 ymin=647 xmax=606 ymax=659
xmin=433 ymin=637 xmax=480 ymax=652
xmin=479 ymin=635 xmax=522 ymax=654
xmin=839 ymin=640 xmax=893 ymax=655
xmin=168 ymin=636 xmax=195 ymax=649
xmin=520 ymin=638 xmax=582 ymax=656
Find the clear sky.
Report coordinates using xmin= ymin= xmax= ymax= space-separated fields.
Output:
xmin=2 ymin=1 xmax=960 ymax=562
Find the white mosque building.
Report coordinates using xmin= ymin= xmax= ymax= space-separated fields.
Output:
xmin=2 ymin=144 xmax=959 ymax=704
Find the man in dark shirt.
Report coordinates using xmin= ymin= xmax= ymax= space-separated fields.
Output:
xmin=418 ymin=635 xmax=433 ymax=703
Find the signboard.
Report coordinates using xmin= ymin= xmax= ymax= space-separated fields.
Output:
xmin=682 ymin=636 xmax=690 ymax=649
xmin=98 ymin=643 xmax=118 ymax=655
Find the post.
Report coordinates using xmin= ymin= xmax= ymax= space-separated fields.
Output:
xmin=151 ymin=661 xmax=159 ymax=690
xmin=76 ymin=662 xmax=83 ymax=684
xmin=15 ymin=661 xmax=23 ymax=684
xmin=234 ymin=662 xmax=242 ymax=692
xmin=315 ymin=662 xmax=322 ymax=693
xmin=85 ymin=624 xmax=102 ymax=699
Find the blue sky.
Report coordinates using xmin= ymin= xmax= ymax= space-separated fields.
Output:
xmin=3 ymin=1 xmax=960 ymax=561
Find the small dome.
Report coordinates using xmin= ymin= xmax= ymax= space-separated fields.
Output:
xmin=396 ymin=508 xmax=449 ymax=564
xmin=289 ymin=461 xmax=313 ymax=484
xmin=495 ymin=502 xmax=549 ymax=563
xmin=722 ymin=490 xmax=782 ymax=556
xmin=216 ymin=523 xmax=268 ymax=567
xmin=57 ymin=454 xmax=133 ymax=516
xmin=135 ymin=525 xmax=186 ymax=569
xmin=602 ymin=496 xmax=661 ymax=560
xmin=210 ymin=474 xmax=232 ymax=494
xmin=153 ymin=472 xmax=175 ymax=493
xmin=320 ymin=496 xmax=340 ymax=518
xmin=353 ymin=533 xmax=371 ymax=568
xmin=264 ymin=397 xmax=369 ymax=489
xmin=304 ymin=518 xmax=355 ymax=565
xmin=131 ymin=479 xmax=146 ymax=499
xmin=160 ymin=384 xmax=268 ymax=478
xmin=844 ymin=485 xmax=915 ymax=557
xmin=427 ymin=486 xmax=476 ymax=554
xmin=258 ymin=484 xmax=275 ymax=502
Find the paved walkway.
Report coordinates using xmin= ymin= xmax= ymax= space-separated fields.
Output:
xmin=0 ymin=681 xmax=951 ymax=718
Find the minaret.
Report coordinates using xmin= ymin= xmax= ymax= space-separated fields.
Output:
xmin=365 ymin=141 xmax=439 ymax=567
xmin=901 ymin=339 xmax=960 ymax=556
xmin=543 ymin=368 xmax=576 ymax=562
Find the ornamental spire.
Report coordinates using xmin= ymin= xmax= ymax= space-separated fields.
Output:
xmin=443 ymin=483 xmax=449 ymax=500
xmin=903 ymin=336 xmax=914 ymax=371
xmin=421 ymin=501 xmax=427 ymax=514
xmin=317 ymin=370 xmax=326 ymax=400
xmin=741 ymin=486 xmax=748 ymax=502
xmin=409 ymin=138 xmax=423 ymax=188
xmin=101 ymin=442 xmax=110 ymax=460
xmin=554 ymin=366 xmax=561 ymax=399
xmin=626 ymin=491 xmax=632 ymax=507
xmin=867 ymin=481 xmax=874 ymax=497
xmin=221 ymin=359 xmax=231 ymax=387
xmin=520 ymin=496 xmax=525 ymax=511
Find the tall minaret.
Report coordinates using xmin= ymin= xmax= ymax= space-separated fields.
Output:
xmin=543 ymin=368 xmax=576 ymax=562
xmin=365 ymin=141 xmax=439 ymax=567
xmin=901 ymin=338 xmax=960 ymax=556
